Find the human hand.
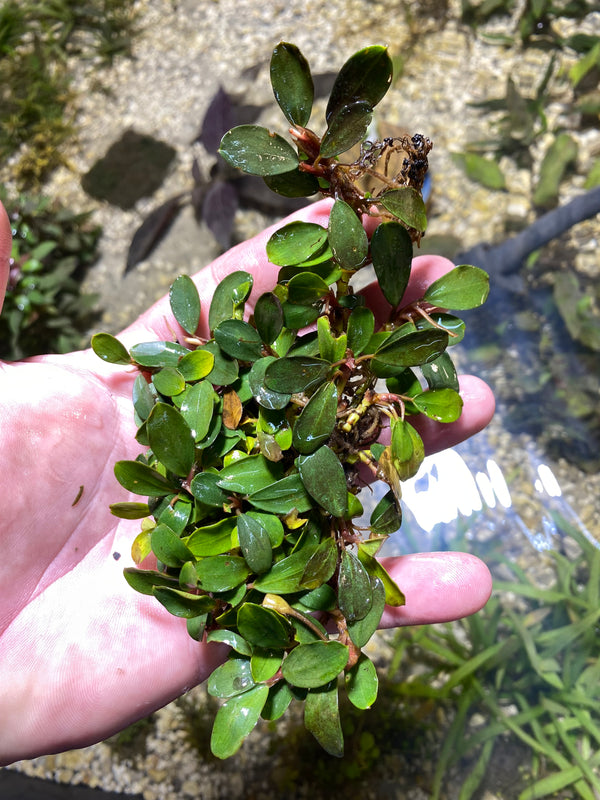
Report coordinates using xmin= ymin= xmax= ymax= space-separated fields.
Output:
xmin=0 ymin=199 xmax=493 ymax=766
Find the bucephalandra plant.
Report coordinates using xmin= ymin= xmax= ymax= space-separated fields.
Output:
xmin=92 ymin=43 xmax=490 ymax=759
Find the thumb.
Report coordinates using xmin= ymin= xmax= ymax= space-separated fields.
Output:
xmin=0 ymin=201 xmax=11 ymax=315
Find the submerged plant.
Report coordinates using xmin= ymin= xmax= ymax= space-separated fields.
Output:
xmin=92 ymin=43 xmax=489 ymax=758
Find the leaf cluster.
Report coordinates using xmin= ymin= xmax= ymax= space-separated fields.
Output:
xmin=389 ymin=514 xmax=600 ymax=799
xmin=93 ymin=43 xmax=489 ymax=759
xmin=1 ymin=190 xmax=102 ymax=360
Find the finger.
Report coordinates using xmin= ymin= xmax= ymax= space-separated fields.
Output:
xmin=0 ymin=201 xmax=11 ymax=315
xmin=379 ymin=551 xmax=492 ymax=627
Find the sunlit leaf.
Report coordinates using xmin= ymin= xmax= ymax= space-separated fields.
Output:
xmin=152 ymin=366 xmax=185 ymax=397
xmin=184 ymin=517 xmax=237 ymax=557
xmin=326 ymin=45 xmax=393 ymax=123
xmin=129 ymin=340 xmax=189 ymax=369
xmin=266 ymin=221 xmax=328 ymax=267
xmin=357 ymin=545 xmax=405 ymax=606
xmin=372 ymin=328 xmax=449 ymax=374
xmin=379 ymin=187 xmax=427 ymax=232
xmin=219 ymin=125 xmax=299 ymax=176
xmin=423 ymin=264 xmax=490 ymax=310
xmin=412 ymin=387 xmax=463 ymax=422
xmin=197 ymin=341 xmax=239 ymax=385
xmin=169 ymin=275 xmax=201 ymax=335
xmin=264 ymin=356 xmax=331 ymax=394
xmin=217 ymin=453 xmax=284 ymax=495
xmin=270 ymin=42 xmax=314 ymax=126
xmin=320 ymin=101 xmax=372 ymax=158
xmin=180 ymin=380 xmax=215 ymax=441
xmin=91 ymin=332 xmax=130 ymax=364
xmin=114 ymin=460 xmax=178 ymax=496
xmin=345 ymin=653 xmax=378 ymax=709
xmin=214 ymin=319 xmax=264 ymax=361
xmin=208 ymin=270 xmax=253 ymax=331
xmin=178 ymin=348 xmax=215 ymax=381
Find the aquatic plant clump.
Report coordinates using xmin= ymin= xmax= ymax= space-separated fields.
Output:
xmin=93 ymin=43 xmax=489 ymax=758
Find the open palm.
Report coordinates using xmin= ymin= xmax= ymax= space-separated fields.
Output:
xmin=0 ymin=200 xmax=494 ymax=765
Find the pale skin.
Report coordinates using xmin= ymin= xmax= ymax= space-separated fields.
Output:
xmin=0 ymin=199 xmax=494 ymax=766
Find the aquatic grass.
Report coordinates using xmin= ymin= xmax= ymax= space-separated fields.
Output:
xmin=387 ymin=512 xmax=600 ymax=799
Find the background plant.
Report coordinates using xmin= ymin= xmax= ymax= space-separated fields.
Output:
xmin=92 ymin=43 xmax=489 ymax=760
xmin=0 ymin=190 xmax=102 ymax=360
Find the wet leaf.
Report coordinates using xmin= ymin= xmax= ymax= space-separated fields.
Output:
xmin=338 ymin=549 xmax=372 ymax=622
xmin=423 ymin=264 xmax=490 ymax=310
xmin=300 ymin=537 xmax=338 ymax=590
xmin=247 ymin=511 xmax=284 ymax=547
xmin=169 ymin=275 xmax=201 ymax=335
xmin=328 ymin=199 xmax=368 ymax=269
xmin=414 ymin=313 xmax=465 ymax=345
xmin=208 ymin=656 xmax=255 ymax=698
xmin=317 ymin=316 xmax=347 ymax=363
xmin=347 ymin=307 xmax=375 ymax=355
xmin=253 ymin=292 xmax=284 ymax=344
xmin=282 ymin=641 xmax=348 ymax=688
xmin=346 ymin=576 xmax=385 ymax=649
xmin=248 ymin=473 xmax=314 ymax=514
xmin=214 ymin=319 xmax=264 ymax=361
xmin=287 ymin=272 xmax=330 ymax=305
xmin=305 ymin=683 xmax=344 ymax=757
xmin=206 ymin=629 xmax=253 ymax=657
xmin=114 ymin=460 xmax=178 ymax=496
xmin=129 ymin=341 xmax=189 ymax=368
xmin=345 ymin=653 xmax=378 ymax=709
xmin=326 ymin=45 xmax=393 ymax=123
xmin=372 ymin=328 xmax=449 ymax=374
xmin=217 ymin=454 xmax=284 ymax=495
xmin=91 ymin=332 xmax=131 ymax=364
xmin=251 ymin=648 xmax=283 ymax=682
xmin=208 ymin=270 xmax=253 ymax=332
xmin=264 ymin=356 xmax=331 ymax=394
xmin=270 ymin=42 xmax=314 ymax=126
xmin=249 ymin=357 xmax=292 ymax=410
xmin=151 ymin=523 xmax=194 ymax=567
xmin=370 ymin=490 xmax=402 ymax=536
xmin=219 ymin=125 xmax=299 ymax=176
xmin=262 ymin=682 xmax=294 ymax=720
xmin=412 ymin=387 xmax=463 ymax=422
xmin=197 ymin=555 xmax=250 ymax=592
xmin=178 ymin=349 xmax=215 ymax=382
xmin=132 ymin=374 xmax=156 ymax=420
xmin=254 ymin=545 xmax=318 ymax=593
xmin=266 ymin=221 xmax=328 ymax=266
xmin=380 ymin=187 xmax=427 ymax=232
xmin=263 ymin=169 xmax=320 ymax=198
xmin=222 ymin=389 xmax=243 ymax=430
xmin=357 ymin=545 xmax=405 ymax=606
xmin=179 ymin=380 xmax=215 ymax=440
xmin=320 ymin=101 xmax=373 ymax=158
xmin=123 ymin=567 xmax=179 ymax=596
xmin=153 ymin=586 xmax=217 ymax=618
xmin=237 ymin=513 xmax=273 ymax=574
xmin=147 ymin=403 xmax=195 ymax=477
xmin=390 ymin=417 xmax=414 ymax=463
xmin=292 ymin=380 xmax=338 ymax=454
xmin=298 ymin=446 xmax=348 ymax=517
xmin=210 ymin=684 xmax=269 ymax=759
xmin=370 ymin=221 xmax=413 ymax=306
xmin=184 ymin=517 xmax=237 ymax=557
xmin=152 ymin=366 xmax=185 ymax=397
xmin=282 ymin=301 xmax=321 ymax=330
xmin=198 ymin=341 xmax=239 ymax=385
xmin=237 ymin=602 xmax=293 ymax=650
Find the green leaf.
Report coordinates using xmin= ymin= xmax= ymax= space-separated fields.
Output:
xmin=372 ymin=328 xmax=449 ymax=374
xmin=390 ymin=417 xmax=414 ymax=463
xmin=198 ymin=341 xmax=239 ymax=385
xmin=123 ymin=567 xmax=179 ymax=596
xmin=147 ymin=403 xmax=195 ymax=477
xmin=196 ymin=555 xmax=250 ymax=592
xmin=189 ymin=471 xmax=229 ymax=507
xmin=298 ymin=446 xmax=348 ymax=517
xmin=282 ymin=302 xmax=321 ymax=330
xmin=132 ymin=374 xmax=156 ymax=421
xmin=177 ymin=349 xmax=215 ymax=381
xmin=412 ymin=387 xmax=463 ymax=422
xmin=423 ymin=264 xmax=490 ymax=310
xmin=254 ymin=546 xmax=318 ymax=594
xmin=249 ymin=356 xmax=292 ymax=411
xmin=357 ymin=545 xmax=405 ymax=606
xmin=253 ymin=292 xmax=284 ymax=344
xmin=208 ymin=656 xmax=255 ymax=698
xmin=219 ymin=125 xmax=299 ymax=176
xmin=346 ymin=576 xmax=386 ymax=648
xmin=338 ymin=549 xmax=373 ymax=622
xmin=210 ymin=684 xmax=269 ymax=759
xmin=451 ymin=152 xmax=506 ymax=190
xmin=248 ymin=473 xmax=314 ymax=514
xmin=214 ymin=319 xmax=263 ymax=361
xmin=237 ymin=513 xmax=273 ymax=574
xmin=217 ymin=454 xmax=284 ymax=495
xmin=184 ymin=517 xmax=237 ymax=557
xmin=262 ymin=682 xmax=294 ymax=721
xmin=328 ymin=199 xmax=368 ymax=269
xmin=305 ymin=683 xmax=344 ymax=757
xmin=370 ymin=221 xmax=413 ymax=306
xmin=270 ymin=42 xmax=314 ymax=126
xmin=110 ymin=501 xmax=151 ymax=520
xmin=533 ymin=133 xmax=578 ymax=209
xmin=369 ymin=490 xmax=402 ymax=536
xmin=91 ymin=332 xmax=131 ymax=364
xmin=286 ymin=272 xmax=330 ymax=306
xmin=317 ymin=316 xmax=347 ymax=363
xmin=208 ymin=271 xmax=253 ymax=331
xmin=379 ymin=187 xmax=427 ymax=232
xmin=326 ymin=45 xmax=393 ymax=123
xmin=264 ymin=356 xmax=331 ymax=394
xmin=266 ymin=221 xmax=328 ymax=266
xmin=320 ymin=101 xmax=372 ymax=158
xmin=300 ymin=538 xmax=338 ymax=590
xmin=345 ymin=653 xmax=378 ymax=709
xmin=292 ymin=380 xmax=338 ymax=454
xmin=347 ymin=307 xmax=375 ymax=356
xmin=282 ymin=641 xmax=349 ymax=688
xmin=420 ymin=351 xmax=460 ymax=391
xmin=114 ymin=460 xmax=178 ymax=496
xmin=206 ymin=629 xmax=252 ymax=657
xmin=251 ymin=648 xmax=283 ymax=682
xmin=414 ymin=312 xmax=465 ymax=345
xmin=152 ymin=587 xmax=216 ymax=618
xmin=129 ymin=341 xmax=189 ymax=369
xmin=180 ymin=380 xmax=215 ymax=441
xmin=263 ymin=168 xmax=320 ymax=198
xmin=169 ymin=275 xmax=201 ymax=335
xmin=152 ymin=366 xmax=185 ymax=397
xmin=151 ymin=523 xmax=194 ymax=567
xmin=238 ymin=603 xmax=293 ymax=650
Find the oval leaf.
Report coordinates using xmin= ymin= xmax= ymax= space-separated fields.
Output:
xmin=379 ymin=187 xmax=427 ymax=232
xmin=320 ymin=101 xmax=372 ymax=159
xmin=266 ymin=221 xmax=328 ymax=267
xmin=214 ymin=319 xmax=263 ymax=361
xmin=114 ymin=460 xmax=178 ymax=496
xmin=270 ymin=42 xmax=314 ymax=127
xmin=326 ymin=45 xmax=393 ymax=122
xmin=292 ymin=380 xmax=338 ymax=454
xmin=147 ymin=403 xmax=195 ymax=477
xmin=196 ymin=555 xmax=250 ymax=592
xmin=208 ymin=657 xmax=255 ymax=698
xmin=91 ymin=332 xmax=131 ymax=364
xmin=345 ymin=653 xmax=378 ymax=709
xmin=219 ymin=125 xmax=299 ymax=176
xmin=253 ymin=292 xmax=284 ymax=344
xmin=412 ymin=387 xmax=463 ymax=422
xmin=237 ymin=513 xmax=273 ymax=574
xmin=264 ymin=356 xmax=331 ymax=394
xmin=169 ymin=274 xmax=201 ymax=335
xmin=423 ymin=264 xmax=490 ymax=310
xmin=328 ymin=199 xmax=368 ymax=270
xmin=129 ymin=340 xmax=189 ymax=368
xmin=370 ymin=220 xmax=413 ymax=307
xmin=298 ymin=446 xmax=347 ymax=517
xmin=237 ymin=602 xmax=293 ymax=649
xmin=210 ymin=684 xmax=269 ymax=759
xmin=282 ymin=641 xmax=348 ymax=688
xmin=208 ymin=270 xmax=253 ymax=332
xmin=338 ymin=549 xmax=372 ymax=623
